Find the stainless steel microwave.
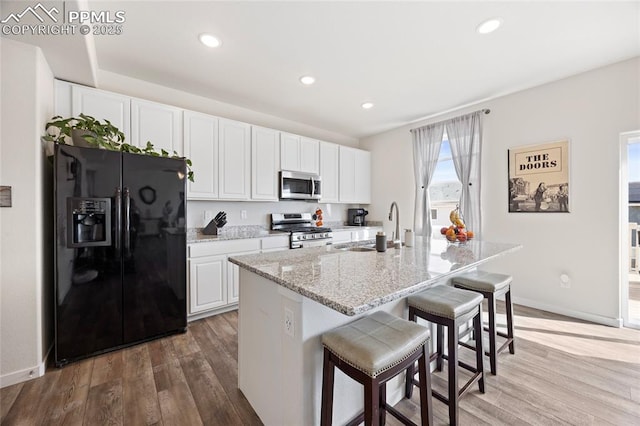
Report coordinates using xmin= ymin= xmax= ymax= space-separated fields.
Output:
xmin=280 ymin=170 xmax=322 ymax=201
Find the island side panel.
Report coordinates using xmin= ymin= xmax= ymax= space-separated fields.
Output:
xmin=238 ymin=268 xmax=409 ymax=426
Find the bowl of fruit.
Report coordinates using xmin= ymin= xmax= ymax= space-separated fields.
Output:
xmin=440 ymin=206 xmax=475 ymax=243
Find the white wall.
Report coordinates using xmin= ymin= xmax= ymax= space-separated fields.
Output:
xmin=0 ymin=38 xmax=55 ymax=386
xmin=361 ymin=57 xmax=640 ymax=325
xmin=97 ymin=70 xmax=359 ymax=148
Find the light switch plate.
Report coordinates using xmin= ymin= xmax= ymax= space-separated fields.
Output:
xmin=0 ymin=186 xmax=11 ymax=207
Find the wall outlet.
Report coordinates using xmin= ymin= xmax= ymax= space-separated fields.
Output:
xmin=284 ymin=307 xmax=295 ymax=337
xmin=241 ymin=210 xmax=247 ymax=220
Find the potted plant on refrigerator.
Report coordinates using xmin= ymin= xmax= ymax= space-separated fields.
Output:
xmin=43 ymin=114 xmax=194 ymax=181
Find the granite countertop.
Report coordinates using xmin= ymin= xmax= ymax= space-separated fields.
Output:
xmin=187 ymin=226 xmax=288 ymax=243
xmin=229 ymin=237 xmax=522 ymax=316
xmin=325 ymin=221 xmax=383 ymax=231
xmin=188 ymin=222 xmax=383 ymax=243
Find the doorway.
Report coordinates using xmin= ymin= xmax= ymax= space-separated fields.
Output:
xmin=621 ymin=131 xmax=640 ymax=329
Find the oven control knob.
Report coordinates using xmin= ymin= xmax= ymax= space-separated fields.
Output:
xmin=301 ymin=235 xmax=307 ymax=240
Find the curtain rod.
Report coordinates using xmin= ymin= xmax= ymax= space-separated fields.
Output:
xmin=409 ymin=108 xmax=490 ymax=133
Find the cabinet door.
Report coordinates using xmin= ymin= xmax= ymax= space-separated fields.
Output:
xmin=332 ymin=230 xmax=352 ymax=243
xmin=227 ymin=250 xmax=260 ymax=304
xmin=184 ymin=111 xmax=219 ymax=199
xmin=71 ymin=85 xmax=130 ymax=138
xmin=189 ymin=255 xmax=227 ymax=314
xmin=300 ymin=137 xmax=320 ymax=174
xmin=280 ymin=132 xmax=300 ymax=171
xmin=131 ymin=99 xmax=182 ymax=154
xmin=354 ymin=149 xmax=371 ymax=203
xmin=251 ymin=126 xmax=280 ymax=201
xmin=219 ymin=118 xmax=251 ymax=200
xmin=320 ymin=141 xmax=339 ymax=203
xmin=339 ymin=146 xmax=356 ymax=203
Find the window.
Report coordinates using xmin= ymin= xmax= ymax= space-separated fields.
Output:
xmin=429 ymin=135 xmax=462 ymax=227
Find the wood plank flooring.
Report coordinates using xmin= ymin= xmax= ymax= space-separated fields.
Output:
xmin=2 ymin=304 xmax=640 ymax=425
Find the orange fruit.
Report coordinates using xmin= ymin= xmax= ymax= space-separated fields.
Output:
xmin=466 ymin=231 xmax=474 ymax=239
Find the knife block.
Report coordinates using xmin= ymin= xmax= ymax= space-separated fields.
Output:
xmin=202 ymin=219 xmax=219 ymax=235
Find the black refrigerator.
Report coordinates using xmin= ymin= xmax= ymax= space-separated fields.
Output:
xmin=54 ymin=144 xmax=187 ymax=366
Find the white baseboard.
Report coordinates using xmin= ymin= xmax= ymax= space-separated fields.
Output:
xmin=187 ymin=304 xmax=238 ymax=322
xmin=513 ymin=296 xmax=623 ymax=328
xmin=0 ymin=343 xmax=53 ymax=389
xmin=0 ymin=360 xmax=46 ymax=389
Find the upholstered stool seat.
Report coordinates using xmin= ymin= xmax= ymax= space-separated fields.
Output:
xmin=321 ymin=310 xmax=433 ymax=426
xmin=452 ymin=271 xmax=515 ymax=375
xmin=406 ymin=285 xmax=485 ymax=426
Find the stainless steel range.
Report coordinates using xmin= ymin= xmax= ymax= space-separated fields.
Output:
xmin=271 ymin=213 xmax=333 ymax=249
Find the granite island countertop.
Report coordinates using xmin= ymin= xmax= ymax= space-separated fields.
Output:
xmin=229 ymin=236 xmax=522 ymax=316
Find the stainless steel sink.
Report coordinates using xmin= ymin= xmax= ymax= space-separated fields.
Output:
xmin=345 ymin=246 xmax=376 ymax=252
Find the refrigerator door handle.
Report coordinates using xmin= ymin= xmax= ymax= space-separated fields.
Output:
xmin=124 ymin=187 xmax=131 ymax=255
xmin=115 ymin=187 xmax=122 ymax=254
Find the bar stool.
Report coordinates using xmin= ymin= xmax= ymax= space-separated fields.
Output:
xmin=321 ymin=310 xmax=433 ymax=426
xmin=405 ymin=285 xmax=485 ymax=426
xmin=452 ymin=271 xmax=515 ymax=375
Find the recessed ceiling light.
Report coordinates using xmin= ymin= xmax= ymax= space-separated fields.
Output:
xmin=199 ymin=33 xmax=221 ymax=48
xmin=361 ymin=102 xmax=374 ymax=110
xmin=300 ymin=76 xmax=316 ymax=85
xmin=477 ymin=18 xmax=502 ymax=34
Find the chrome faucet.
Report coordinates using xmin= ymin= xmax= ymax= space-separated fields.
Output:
xmin=388 ymin=202 xmax=401 ymax=248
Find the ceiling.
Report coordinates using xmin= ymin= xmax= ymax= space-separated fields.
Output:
xmin=3 ymin=1 xmax=640 ymax=139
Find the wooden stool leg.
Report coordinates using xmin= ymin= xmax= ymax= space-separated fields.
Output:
xmin=364 ymin=378 xmax=380 ymax=426
xmin=447 ymin=321 xmax=459 ymax=426
xmin=405 ymin=362 xmax=415 ymax=399
xmin=487 ymin=293 xmax=498 ymax=375
xmin=436 ymin=324 xmax=444 ymax=372
xmin=321 ymin=348 xmax=335 ymax=426
xmin=474 ymin=306 xmax=485 ymax=393
xmin=418 ymin=345 xmax=433 ymax=426
xmin=379 ymin=382 xmax=386 ymax=426
xmin=505 ymin=287 xmax=515 ymax=354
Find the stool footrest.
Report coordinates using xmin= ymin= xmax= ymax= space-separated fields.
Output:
xmin=412 ymin=369 xmax=483 ymax=402
xmin=497 ymin=337 xmax=514 ymax=355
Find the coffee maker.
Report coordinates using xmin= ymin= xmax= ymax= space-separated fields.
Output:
xmin=347 ymin=208 xmax=368 ymax=226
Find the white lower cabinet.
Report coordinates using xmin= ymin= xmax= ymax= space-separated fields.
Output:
xmin=227 ymin=250 xmax=259 ymax=304
xmin=187 ymin=236 xmax=288 ymax=318
xmin=189 ymin=254 xmax=227 ymax=314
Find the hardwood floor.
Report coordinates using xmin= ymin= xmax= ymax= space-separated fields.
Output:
xmin=2 ymin=304 xmax=640 ymax=425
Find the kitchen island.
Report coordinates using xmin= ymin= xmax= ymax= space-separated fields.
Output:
xmin=228 ymin=237 xmax=521 ymax=426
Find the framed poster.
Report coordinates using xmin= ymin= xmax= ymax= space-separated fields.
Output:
xmin=508 ymin=139 xmax=569 ymax=213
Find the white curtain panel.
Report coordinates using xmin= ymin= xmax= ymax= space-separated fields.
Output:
xmin=411 ymin=122 xmax=445 ymax=237
xmin=446 ymin=111 xmax=483 ymax=235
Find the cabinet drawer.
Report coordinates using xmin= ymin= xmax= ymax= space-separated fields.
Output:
xmin=189 ymin=239 xmax=261 ymax=257
xmin=261 ymin=235 xmax=290 ymax=251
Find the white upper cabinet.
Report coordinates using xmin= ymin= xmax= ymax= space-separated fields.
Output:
xmin=280 ymin=132 xmax=319 ymax=174
xmin=300 ymin=137 xmax=320 ymax=174
xmin=251 ymin=126 xmax=280 ymax=201
xmin=219 ymin=118 xmax=251 ymax=200
xmin=184 ymin=111 xmax=218 ymax=200
xmin=280 ymin=132 xmax=300 ymax=171
xmin=320 ymin=141 xmax=339 ymax=203
xmin=71 ymin=84 xmax=131 ymax=139
xmin=131 ymin=99 xmax=182 ymax=154
xmin=339 ymin=146 xmax=371 ymax=204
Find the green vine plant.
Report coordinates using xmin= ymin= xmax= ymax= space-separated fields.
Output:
xmin=43 ymin=114 xmax=194 ymax=182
